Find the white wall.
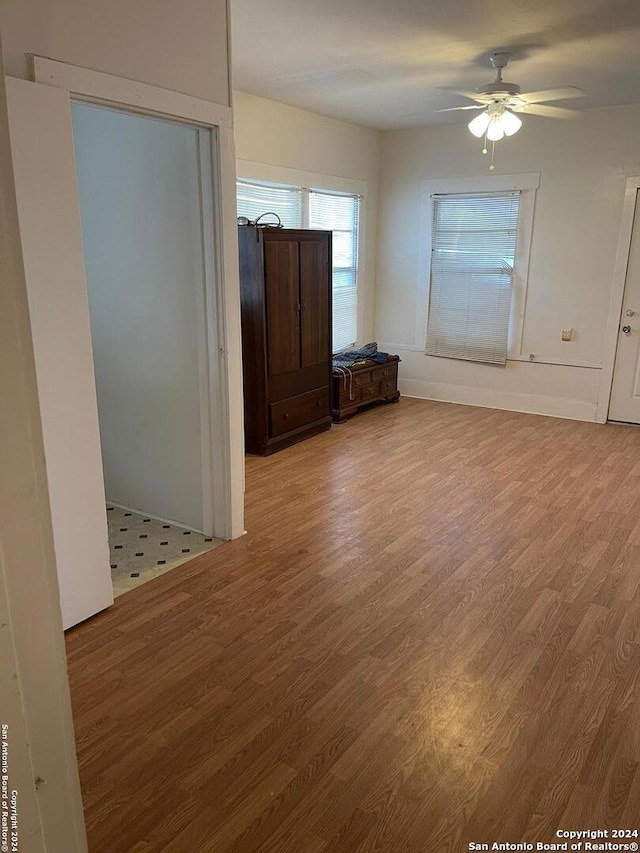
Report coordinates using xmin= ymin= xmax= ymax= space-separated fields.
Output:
xmin=233 ymin=91 xmax=381 ymax=343
xmin=376 ymin=103 xmax=640 ymax=421
xmin=72 ymin=104 xmax=209 ymax=532
xmin=0 ymin=0 xmax=230 ymax=105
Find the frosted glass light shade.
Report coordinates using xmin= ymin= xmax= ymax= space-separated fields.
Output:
xmin=501 ymin=110 xmax=522 ymax=136
xmin=468 ymin=111 xmax=491 ymax=138
xmin=486 ymin=119 xmax=505 ymax=141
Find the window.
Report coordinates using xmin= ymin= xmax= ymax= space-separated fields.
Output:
xmin=426 ymin=191 xmax=521 ymax=365
xmin=237 ymin=179 xmax=360 ymax=352
xmin=236 ymin=180 xmax=302 ymax=229
xmin=309 ymin=191 xmax=359 ymax=353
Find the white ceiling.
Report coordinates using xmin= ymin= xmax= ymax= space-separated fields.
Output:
xmin=230 ymin=0 xmax=640 ymax=130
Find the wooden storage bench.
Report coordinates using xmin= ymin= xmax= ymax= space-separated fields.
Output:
xmin=332 ymin=355 xmax=400 ymax=423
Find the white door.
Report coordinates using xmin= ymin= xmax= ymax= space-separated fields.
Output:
xmin=610 ymin=190 xmax=640 ymax=423
xmin=6 ymin=77 xmax=114 ymax=629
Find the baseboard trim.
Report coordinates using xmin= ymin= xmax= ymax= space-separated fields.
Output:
xmin=399 ymin=378 xmax=599 ymax=422
xmin=105 ymin=500 xmax=204 ymax=535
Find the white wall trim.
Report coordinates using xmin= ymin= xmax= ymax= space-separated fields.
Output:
xmin=105 ymin=500 xmax=199 ymax=532
xmin=31 ymin=59 xmax=244 ymax=541
xmin=507 ymin=355 xmax=602 ymax=370
xmin=32 ymin=56 xmax=232 ymax=128
xmin=210 ymin=126 xmax=246 ymax=539
xmin=420 ymin=172 xmax=541 ymax=195
xmin=381 ymin=342 xmax=602 ymax=369
xmin=196 ymin=127 xmax=216 ymax=537
xmin=236 ymin=159 xmax=367 ymax=197
xmin=400 ymin=377 xmax=598 ymax=422
xmin=595 ymin=176 xmax=640 ymax=423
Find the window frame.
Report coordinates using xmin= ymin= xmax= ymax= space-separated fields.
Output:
xmin=418 ymin=173 xmax=539 ymax=361
xmin=236 ymin=160 xmax=366 ymax=351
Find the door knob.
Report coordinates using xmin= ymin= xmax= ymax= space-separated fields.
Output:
xmin=622 ymin=325 xmax=632 ymax=335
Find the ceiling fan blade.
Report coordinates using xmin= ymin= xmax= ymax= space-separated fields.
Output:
xmin=451 ymin=89 xmax=486 ymax=103
xmin=514 ymin=103 xmax=580 ymax=119
xmin=435 ymin=105 xmax=485 ymax=113
xmin=520 ymin=87 xmax=585 ymax=104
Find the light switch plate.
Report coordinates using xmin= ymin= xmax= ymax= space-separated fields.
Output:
xmin=561 ymin=328 xmax=573 ymax=342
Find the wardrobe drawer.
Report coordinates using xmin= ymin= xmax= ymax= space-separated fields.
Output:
xmin=270 ymin=387 xmax=330 ymax=437
xmin=381 ymin=378 xmax=397 ymax=395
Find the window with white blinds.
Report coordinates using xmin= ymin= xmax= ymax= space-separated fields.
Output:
xmin=309 ymin=191 xmax=359 ymax=352
xmin=236 ymin=179 xmax=360 ymax=352
xmin=236 ymin=180 xmax=302 ymax=228
xmin=426 ymin=191 xmax=521 ymax=365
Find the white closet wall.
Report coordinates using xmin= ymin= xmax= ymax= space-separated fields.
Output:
xmin=72 ymin=104 xmax=209 ymax=532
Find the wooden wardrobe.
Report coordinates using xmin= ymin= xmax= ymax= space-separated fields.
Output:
xmin=238 ymin=226 xmax=332 ymax=455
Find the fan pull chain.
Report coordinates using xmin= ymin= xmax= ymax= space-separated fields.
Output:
xmin=480 ymin=133 xmax=496 ymax=172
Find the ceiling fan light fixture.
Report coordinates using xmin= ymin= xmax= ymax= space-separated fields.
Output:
xmin=453 ymin=51 xmax=581 ymax=170
xmin=468 ymin=110 xmax=491 ymax=137
xmin=486 ymin=119 xmax=505 ymax=141
xmin=500 ymin=109 xmax=522 ymax=136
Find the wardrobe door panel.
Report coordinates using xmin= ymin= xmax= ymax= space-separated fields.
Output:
xmin=300 ymin=239 xmax=331 ymax=368
xmin=265 ymin=241 xmax=300 ymax=376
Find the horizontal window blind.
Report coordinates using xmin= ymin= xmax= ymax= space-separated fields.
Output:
xmin=426 ymin=191 xmax=520 ymax=365
xmin=309 ymin=190 xmax=359 ymax=352
xmin=236 ymin=179 xmax=302 ymax=228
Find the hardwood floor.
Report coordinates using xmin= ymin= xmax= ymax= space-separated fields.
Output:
xmin=66 ymin=398 xmax=640 ymax=852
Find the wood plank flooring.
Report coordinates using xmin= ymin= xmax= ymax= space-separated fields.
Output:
xmin=66 ymin=398 xmax=640 ymax=852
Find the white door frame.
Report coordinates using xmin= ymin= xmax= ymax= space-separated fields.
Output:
xmin=597 ymin=175 xmax=640 ymax=423
xmin=32 ymin=56 xmax=245 ymax=540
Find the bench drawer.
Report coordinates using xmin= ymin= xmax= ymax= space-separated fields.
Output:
xmin=361 ymin=383 xmax=380 ymax=401
xmin=352 ymin=371 xmax=373 ymax=388
xmin=372 ymin=364 xmax=398 ymax=382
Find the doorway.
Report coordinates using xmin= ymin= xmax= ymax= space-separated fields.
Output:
xmin=71 ymin=103 xmax=222 ymax=593
xmin=6 ymin=68 xmax=244 ymax=628
xmin=609 ymin=188 xmax=640 ymax=423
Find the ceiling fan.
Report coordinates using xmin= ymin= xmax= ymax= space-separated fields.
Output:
xmin=439 ymin=52 xmax=584 ymax=168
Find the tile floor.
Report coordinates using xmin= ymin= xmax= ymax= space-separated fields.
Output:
xmin=106 ymin=505 xmax=223 ymax=597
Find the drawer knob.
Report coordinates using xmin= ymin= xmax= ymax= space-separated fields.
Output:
xmin=316 ymin=400 xmax=322 ymax=406
xmin=283 ymin=413 xmax=289 ymax=419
